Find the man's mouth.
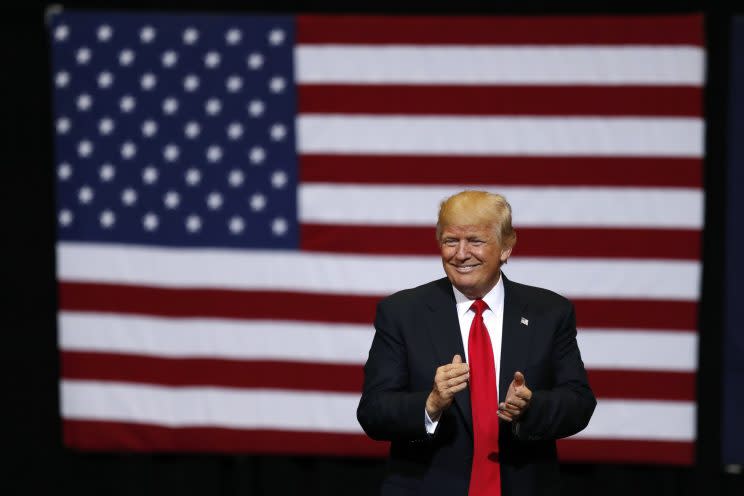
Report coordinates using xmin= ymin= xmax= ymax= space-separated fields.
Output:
xmin=453 ymin=264 xmax=479 ymax=273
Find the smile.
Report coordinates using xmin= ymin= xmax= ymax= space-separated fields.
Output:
xmin=453 ymin=264 xmax=479 ymax=273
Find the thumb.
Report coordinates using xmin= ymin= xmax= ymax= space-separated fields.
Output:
xmin=513 ymin=371 xmax=525 ymax=387
xmin=452 ymin=354 xmax=463 ymax=364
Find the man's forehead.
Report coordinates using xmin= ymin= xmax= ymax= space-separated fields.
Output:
xmin=440 ymin=223 xmax=495 ymax=235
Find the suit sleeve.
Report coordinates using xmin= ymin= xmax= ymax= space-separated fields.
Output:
xmin=515 ymin=302 xmax=596 ymax=441
xmin=356 ymin=299 xmax=430 ymax=441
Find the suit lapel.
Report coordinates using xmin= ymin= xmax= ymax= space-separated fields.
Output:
xmin=424 ymin=278 xmax=473 ymax=437
xmin=499 ymin=274 xmax=531 ymax=403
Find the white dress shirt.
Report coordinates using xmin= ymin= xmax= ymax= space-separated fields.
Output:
xmin=426 ymin=275 xmax=506 ymax=433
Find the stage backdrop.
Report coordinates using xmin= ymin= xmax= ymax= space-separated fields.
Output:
xmin=50 ymin=11 xmax=704 ymax=465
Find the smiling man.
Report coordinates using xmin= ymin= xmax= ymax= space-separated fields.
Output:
xmin=357 ymin=190 xmax=596 ymax=496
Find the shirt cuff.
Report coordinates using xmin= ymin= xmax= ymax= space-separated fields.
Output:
xmin=425 ymin=409 xmax=439 ymax=434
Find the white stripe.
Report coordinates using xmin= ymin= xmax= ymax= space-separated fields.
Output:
xmin=574 ymin=399 xmax=695 ymax=441
xmin=61 ymin=380 xmax=362 ymax=433
xmin=59 ymin=312 xmax=375 ymax=364
xmin=299 ymin=184 xmax=704 ymax=229
xmin=58 ymin=243 xmax=701 ymax=300
xmin=297 ymin=115 xmax=704 ymax=158
xmin=60 ymin=312 xmax=696 ymax=373
xmin=578 ymin=329 xmax=697 ymax=372
xmin=61 ymin=379 xmax=694 ymax=440
xmin=296 ymin=45 xmax=705 ymax=85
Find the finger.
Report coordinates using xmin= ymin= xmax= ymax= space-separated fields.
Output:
xmin=515 ymin=388 xmax=532 ymax=401
xmin=448 ymin=361 xmax=469 ymax=374
xmin=435 ymin=365 xmax=449 ymax=379
xmin=449 ymin=381 xmax=469 ymax=394
xmin=513 ymin=371 xmax=525 ymax=387
xmin=446 ymin=374 xmax=470 ymax=388
xmin=444 ymin=365 xmax=470 ymax=379
xmin=503 ymin=403 xmax=521 ymax=415
xmin=506 ymin=398 xmax=527 ymax=409
xmin=497 ymin=411 xmax=513 ymax=422
xmin=451 ymin=354 xmax=469 ymax=374
xmin=437 ymin=373 xmax=467 ymax=390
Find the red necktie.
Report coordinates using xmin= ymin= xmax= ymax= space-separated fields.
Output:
xmin=468 ymin=299 xmax=501 ymax=496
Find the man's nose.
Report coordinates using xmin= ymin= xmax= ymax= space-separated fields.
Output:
xmin=455 ymin=242 xmax=470 ymax=260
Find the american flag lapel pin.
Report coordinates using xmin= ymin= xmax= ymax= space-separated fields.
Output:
xmin=520 ymin=317 xmax=529 ymax=326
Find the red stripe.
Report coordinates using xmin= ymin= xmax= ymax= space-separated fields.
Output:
xmin=58 ymin=282 xmax=698 ymax=330
xmin=557 ymin=439 xmax=693 ymax=465
xmin=300 ymin=225 xmax=701 ymax=260
xmin=587 ymin=369 xmax=695 ymax=401
xmin=60 ymin=352 xmax=695 ymax=401
xmin=297 ymin=15 xmax=703 ymax=46
xmin=61 ymin=352 xmax=365 ymax=393
xmin=64 ymin=420 xmax=389 ymax=456
xmin=62 ymin=420 xmax=693 ymax=464
xmin=59 ymin=282 xmax=378 ymax=324
xmin=573 ymin=299 xmax=697 ymax=331
xmin=299 ymin=85 xmax=702 ymax=117
xmin=299 ymin=155 xmax=703 ymax=188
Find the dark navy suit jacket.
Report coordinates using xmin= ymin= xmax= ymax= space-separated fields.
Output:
xmin=357 ymin=274 xmax=596 ymax=496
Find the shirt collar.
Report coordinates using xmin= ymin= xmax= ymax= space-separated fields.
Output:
xmin=452 ymin=274 xmax=505 ymax=318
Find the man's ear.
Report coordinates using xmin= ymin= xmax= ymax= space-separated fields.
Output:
xmin=500 ymin=246 xmax=513 ymax=263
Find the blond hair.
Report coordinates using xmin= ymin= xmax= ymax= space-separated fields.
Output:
xmin=436 ymin=190 xmax=517 ymax=248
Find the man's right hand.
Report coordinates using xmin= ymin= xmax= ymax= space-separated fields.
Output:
xmin=425 ymin=354 xmax=470 ymax=421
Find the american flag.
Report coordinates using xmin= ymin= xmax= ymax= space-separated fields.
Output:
xmin=51 ymin=12 xmax=704 ymax=464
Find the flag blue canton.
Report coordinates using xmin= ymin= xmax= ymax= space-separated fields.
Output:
xmin=51 ymin=12 xmax=298 ymax=249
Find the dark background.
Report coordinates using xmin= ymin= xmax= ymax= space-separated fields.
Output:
xmin=4 ymin=2 xmax=743 ymax=495
xmin=724 ymin=15 xmax=744 ymax=471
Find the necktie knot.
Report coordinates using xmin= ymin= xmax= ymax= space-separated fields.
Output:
xmin=471 ymin=299 xmax=489 ymax=316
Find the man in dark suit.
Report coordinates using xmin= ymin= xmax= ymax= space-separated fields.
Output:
xmin=357 ymin=190 xmax=596 ymax=496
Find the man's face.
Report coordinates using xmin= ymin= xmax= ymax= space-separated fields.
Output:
xmin=439 ymin=223 xmax=512 ymax=299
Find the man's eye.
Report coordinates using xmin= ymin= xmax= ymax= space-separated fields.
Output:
xmin=444 ymin=240 xmax=457 ymax=246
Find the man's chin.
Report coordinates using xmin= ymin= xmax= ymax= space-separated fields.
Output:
xmin=449 ymin=278 xmax=478 ymax=297
xmin=447 ymin=273 xmax=500 ymax=299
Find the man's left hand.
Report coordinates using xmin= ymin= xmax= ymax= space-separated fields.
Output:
xmin=498 ymin=371 xmax=532 ymax=422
